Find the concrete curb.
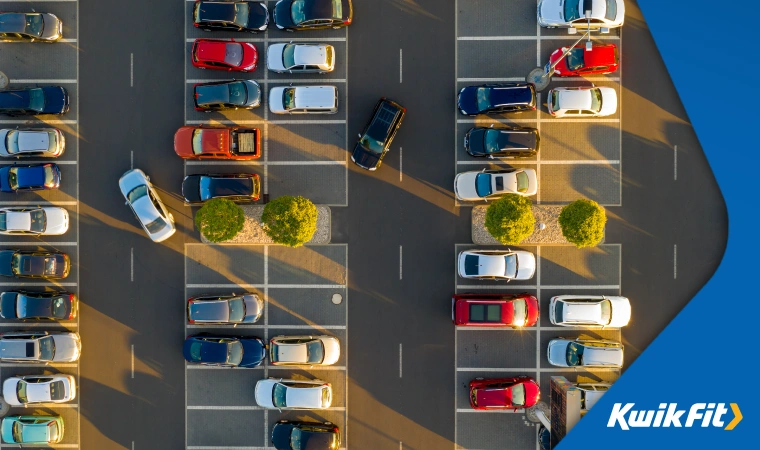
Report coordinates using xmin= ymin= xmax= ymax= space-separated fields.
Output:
xmin=200 ymin=205 xmax=331 ymax=245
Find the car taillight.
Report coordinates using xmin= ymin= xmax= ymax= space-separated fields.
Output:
xmin=188 ymin=318 xmax=195 ymax=324
xmin=333 ymin=427 xmax=339 ymax=432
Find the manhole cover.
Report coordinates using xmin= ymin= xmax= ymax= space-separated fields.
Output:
xmin=331 ymin=293 xmax=343 ymax=305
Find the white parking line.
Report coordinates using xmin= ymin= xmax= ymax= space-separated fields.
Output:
xmin=399 ymin=343 xmax=402 ymax=378
xmin=0 ymin=363 xmax=78 ymax=368
xmin=131 ymin=345 xmax=134 ymax=379
xmin=399 ymin=147 xmax=403 ymax=181
xmin=456 ymin=118 xmax=535 ymax=124
xmin=186 ymin=120 xmax=346 ymax=125
xmin=455 ymin=284 xmax=619 ymax=290
xmin=130 ymin=53 xmax=134 ymax=87
xmin=10 ymin=79 xmax=77 ymax=84
xmin=0 ymin=160 xmax=77 ymax=165
xmin=0 ymin=201 xmax=78 ymax=206
xmin=186 ymin=160 xmax=346 ymax=166
xmin=187 ymin=284 xmax=345 ymax=289
xmin=59 ymin=39 xmax=77 ymax=43
xmin=187 ymin=324 xmax=346 ymax=330
xmin=0 ymin=322 xmax=77 ymax=328
xmin=457 ymin=367 xmax=620 ymax=372
xmin=457 ymin=77 xmax=523 ymax=82
xmin=0 ymin=242 xmax=77 ymax=246
xmin=674 ymin=245 xmax=677 ymax=280
xmin=187 ymin=405 xmax=347 ymax=411
xmin=186 ymin=79 xmax=347 ymax=83
xmin=456 ymin=160 xmax=619 ymax=165
xmin=185 ymin=37 xmax=346 ymax=43
xmin=674 ymin=145 xmax=678 ymax=180
xmin=399 ymin=245 xmax=403 ymax=280
xmin=399 ymin=48 xmax=403 ymax=83
xmin=131 ymin=247 xmax=134 ymax=281
xmin=0 ymin=120 xmax=77 ymax=125
xmin=0 ymin=282 xmax=77 ymax=286
xmin=456 ymin=325 xmax=614 ymax=331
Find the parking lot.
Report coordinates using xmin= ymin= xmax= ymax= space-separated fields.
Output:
xmin=0 ymin=0 xmax=81 ymax=447
xmin=184 ymin=243 xmax=348 ymax=449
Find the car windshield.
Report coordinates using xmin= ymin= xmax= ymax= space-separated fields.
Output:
xmin=29 ymin=209 xmax=46 ymax=232
xmin=565 ymin=48 xmax=585 ymax=71
xmin=282 ymin=44 xmax=297 ymax=69
xmin=12 ymin=422 xmax=23 ymax=443
xmin=331 ymin=0 xmax=343 ymax=19
xmin=189 ymin=341 xmax=203 ymax=361
xmin=28 ymin=88 xmax=45 ymax=112
xmin=44 ymin=257 xmax=56 ymax=275
xmin=306 ymin=340 xmax=324 ymax=364
xmin=7 ymin=167 xmax=19 ymax=190
xmin=504 ymin=254 xmax=517 ymax=278
xmin=600 ymin=299 xmax=612 ymax=325
xmin=565 ymin=0 xmax=582 ymax=21
xmin=48 ymin=422 xmax=60 ymax=442
xmin=25 ymin=13 xmax=44 ymax=36
xmin=589 ymin=88 xmax=603 ymax=112
xmin=199 ymin=176 xmax=212 ymax=201
xmin=17 ymin=296 xmax=29 ymax=317
xmin=512 ymin=299 xmax=528 ymax=326
xmin=291 ymin=0 xmax=307 ymax=24
xmin=550 ymin=91 xmax=561 ymax=112
xmin=228 ymin=298 xmax=246 ymax=322
xmin=228 ymin=82 xmax=248 ymax=105
xmin=4 ymin=130 xmax=19 ymax=153
xmin=49 ymin=380 xmax=66 ymax=400
xmin=39 ymin=336 xmax=55 ymax=360
xmin=566 ymin=342 xmax=584 ymax=366
xmin=484 ymin=129 xmax=503 ymax=154
xmin=359 ymin=132 xmax=385 ymax=154
xmin=475 ymin=173 xmax=492 ymax=197
xmin=553 ymin=301 xmax=565 ymax=323
xmin=16 ymin=381 xmax=28 ymax=403
xmin=283 ymin=88 xmax=296 ymax=110
xmin=476 ymin=88 xmax=492 ymax=112
xmin=145 ymin=216 xmax=168 ymax=234
xmin=516 ymin=171 xmax=530 ymax=193
xmin=233 ymin=2 xmax=249 ymax=25
xmin=52 ymin=297 xmax=67 ymax=318
xmin=224 ymin=43 xmax=244 ymax=67
xmin=605 ymin=0 xmax=617 ymax=20
xmin=290 ymin=428 xmax=303 ymax=450
xmin=127 ymin=185 xmax=148 ymax=204
xmin=511 ymin=383 xmax=526 ymax=406
xmin=273 ymin=383 xmax=288 ymax=408
xmin=226 ymin=340 xmax=243 ymax=365
xmin=191 ymin=129 xmax=205 ymax=155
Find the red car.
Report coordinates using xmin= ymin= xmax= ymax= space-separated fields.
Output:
xmin=549 ymin=43 xmax=619 ymax=77
xmin=174 ymin=126 xmax=261 ymax=160
xmin=469 ymin=376 xmax=540 ymax=410
xmin=452 ymin=293 xmax=538 ymax=328
xmin=191 ymin=39 xmax=257 ymax=72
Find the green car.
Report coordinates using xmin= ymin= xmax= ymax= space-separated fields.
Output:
xmin=1 ymin=415 xmax=64 ymax=444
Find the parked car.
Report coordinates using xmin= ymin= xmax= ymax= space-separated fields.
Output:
xmin=457 ymin=249 xmax=536 ymax=281
xmin=182 ymin=173 xmax=260 ymax=203
xmin=548 ymin=43 xmax=619 ymax=77
xmin=0 ymin=207 xmax=68 ymax=236
xmin=0 ymin=290 xmax=77 ymax=320
xmin=183 ymin=335 xmax=266 ymax=367
xmin=269 ymin=85 xmax=338 ymax=114
xmin=464 ymin=126 xmax=538 ymax=159
xmin=0 ymin=250 xmax=70 ymax=279
xmin=255 ymin=377 xmax=332 ymax=409
xmin=0 ymin=87 xmax=69 ymax=116
xmin=273 ymin=0 xmax=352 ymax=31
xmin=576 ymin=382 xmax=610 ymax=415
xmin=272 ymin=421 xmax=340 ymax=450
xmin=118 ymin=169 xmax=176 ymax=243
xmin=174 ymin=126 xmax=261 ymax=160
xmin=549 ymin=295 xmax=631 ymax=328
xmin=538 ymin=426 xmax=551 ymax=450
xmin=458 ymin=83 xmax=535 ymax=116
xmin=454 ymin=168 xmax=537 ymax=201
xmin=547 ymin=86 xmax=617 ymax=118
xmin=547 ymin=337 xmax=623 ymax=368
xmin=1 ymin=415 xmax=63 ymax=445
xmin=191 ymin=38 xmax=258 ymax=72
xmin=0 ymin=163 xmax=61 ymax=193
xmin=452 ymin=293 xmax=538 ymax=328
xmin=351 ymin=98 xmax=405 ymax=171
xmin=2 ymin=375 xmax=77 ymax=405
xmin=469 ymin=376 xmax=540 ymax=410
xmin=269 ymin=335 xmax=340 ymax=366
xmin=0 ymin=12 xmax=62 ymax=42
xmin=0 ymin=128 xmax=65 ymax=157
xmin=0 ymin=331 xmax=81 ymax=362
xmin=193 ymin=1 xmax=269 ymax=32
xmin=538 ymin=0 xmax=625 ymax=30
xmin=194 ymin=80 xmax=261 ymax=111
xmin=267 ymin=43 xmax=335 ymax=73
xmin=187 ymin=293 xmax=263 ymax=324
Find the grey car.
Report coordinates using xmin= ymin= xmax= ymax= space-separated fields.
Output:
xmin=0 ymin=128 xmax=65 ymax=158
xmin=118 ymin=169 xmax=176 ymax=243
xmin=187 ymin=293 xmax=263 ymax=325
xmin=0 ymin=12 xmax=62 ymax=42
xmin=0 ymin=331 xmax=81 ymax=363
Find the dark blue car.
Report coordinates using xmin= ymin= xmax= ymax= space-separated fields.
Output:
xmin=457 ymin=83 xmax=536 ymax=116
xmin=183 ymin=335 xmax=266 ymax=367
xmin=0 ymin=163 xmax=61 ymax=193
xmin=0 ymin=87 xmax=69 ymax=116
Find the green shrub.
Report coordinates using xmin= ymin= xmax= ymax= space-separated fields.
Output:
xmin=261 ymin=196 xmax=318 ymax=247
xmin=559 ymin=199 xmax=607 ymax=248
xmin=194 ymin=198 xmax=244 ymax=243
xmin=484 ymin=195 xmax=535 ymax=245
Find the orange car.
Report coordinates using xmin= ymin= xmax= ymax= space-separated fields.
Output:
xmin=174 ymin=126 xmax=261 ymax=160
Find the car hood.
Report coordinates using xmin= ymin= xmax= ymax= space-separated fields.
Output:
xmin=454 ymin=172 xmax=479 ymax=201
xmin=51 ymin=333 xmax=80 ymax=362
xmin=457 ymin=86 xmax=479 ymax=115
xmin=173 ymin=127 xmax=196 ymax=157
xmin=247 ymin=2 xmax=269 ymax=29
xmin=267 ymin=43 xmax=287 ymax=71
xmin=0 ymin=250 xmax=14 ymax=276
xmin=515 ymin=251 xmax=536 ymax=280
xmin=0 ymin=292 xmax=18 ymax=318
xmin=268 ymin=87 xmax=286 ymax=113
xmin=598 ymin=87 xmax=618 ymax=116
xmin=547 ymin=339 xmax=570 ymax=366
xmin=42 ymin=207 xmax=69 ymax=235
xmin=254 ymin=379 xmax=277 ymax=408
xmin=351 ymin=144 xmax=380 ymax=170
xmin=271 ymin=423 xmax=294 ymax=449
xmin=240 ymin=338 xmax=266 ymax=368
xmin=607 ymin=297 xmax=631 ymax=327
xmin=0 ymin=167 xmax=10 ymax=192
xmin=273 ymin=0 xmax=296 ymax=28
xmin=40 ymin=13 xmax=62 ymax=40
xmin=318 ymin=336 xmax=340 ymax=365
xmin=538 ymin=0 xmax=564 ymax=24
xmin=243 ymin=294 xmax=264 ymax=323
xmin=584 ymin=346 xmax=623 ymax=367
xmin=40 ymin=87 xmax=69 ymax=115
xmin=1 ymin=378 xmax=21 ymax=405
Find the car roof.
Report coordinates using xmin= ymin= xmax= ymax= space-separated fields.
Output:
xmin=466 ymin=253 xmax=505 ymax=276
xmin=0 ymin=13 xmax=27 ymax=33
xmin=5 ymin=211 xmax=32 ymax=231
xmin=0 ymin=90 xmax=32 ymax=109
xmin=198 ymin=1 xmax=236 ymax=22
xmin=557 ymin=89 xmax=594 ymax=110
xmin=17 ymin=131 xmax=51 ymax=152
xmin=189 ymin=299 xmax=230 ymax=322
xmin=0 ymin=340 xmax=37 ymax=359
xmin=131 ymin=195 xmax=161 ymax=226
xmin=302 ymin=0 xmax=339 ymax=20
xmin=207 ymin=176 xmax=253 ymax=198
xmin=15 ymin=165 xmax=47 ymax=187
xmin=196 ymin=128 xmax=229 ymax=154
xmin=286 ymin=384 xmax=324 ymax=407
xmin=582 ymin=346 xmax=623 ymax=366
xmin=197 ymin=40 xmax=236 ymax=63
xmin=293 ymin=45 xmax=329 ymax=65
xmin=274 ymin=342 xmax=308 ymax=363
xmin=293 ymin=86 xmax=336 ymax=109
xmin=196 ymin=84 xmax=230 ymax=105
xmin=488 ymin=85 xmax=533 ymax=106
xmin=563 ymin=302 xmax=603 ymax=323
xmin=585 ymin=44 xmax=618 ymax=66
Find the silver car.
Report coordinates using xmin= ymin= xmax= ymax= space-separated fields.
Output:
xmin=254 ymin=377 xmax=332 ymax=410
xmin=547 ymin=337 xmax=623 ymax=368
xmin=0 ymin=331 xmax=81 ymax=363
xmin=119 ymin=169 xmax=176 ymax=243
xmin=537 ymin=0 xmax=625 ymax=31
xmin=266 ymin=43 xmax=335 ymax=73
xmin=458 ymin=249 xmax=537 ymax=281
xmin=2 ymin=374 xmax=77 ymax=406
xmin=0 ymin=207 xmax=69 ymax=235
xmin=187 ymin=293 xmax=263 ymax=325
xmin=0 ymin=128 xmax=65 ymax=158
xmin=269 ymin=85 xmax=338 ymax=114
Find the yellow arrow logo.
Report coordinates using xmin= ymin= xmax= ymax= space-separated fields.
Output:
xmin=725 ymin=404 xmax=742 ymax=430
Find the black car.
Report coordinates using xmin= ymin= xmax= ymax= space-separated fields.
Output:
xmin=0 ymin=290 xmax=76 ymax=320
xmin=194 ymin=79 xmax=261 ymax=111
xmin=193 ymin=1 xmax=269 ymax=32
xmin=0 ymin=87 xmax=69 ymax=116
xmin=351 ymin=98 xmax=405 ymax=171
xmin=273 ymin=0 xmax=353 ymax=31
xmin=457 ymin=83 xmax=536 ymax=116
xmin=0 ymin=249 xmax=70 ymax=279
xmin=465 ymin=126 xmax=539 ymax=158
xmin=0 ymin=12 xmax=62 ymax=43
xmin=182 ymin=173 xmax=260 ymax=203
xmin=272 ymin=421 xmax=340 ymax=450
xmin=183 ymin=335 xmax=266 ymax=367
xmin=0 ymin=163 xmax=61 ymax=193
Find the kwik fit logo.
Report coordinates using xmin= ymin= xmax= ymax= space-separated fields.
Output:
xmin=607 ymin=403 xmax=743 ymax=430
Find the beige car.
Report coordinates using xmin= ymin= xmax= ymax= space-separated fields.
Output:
xmin=269 ymin=335 xmax=340 ymax=366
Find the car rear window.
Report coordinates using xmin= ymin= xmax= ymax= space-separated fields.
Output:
xmin=605 ymin=0 xmax=617 ymax=20
xmin=469 ymin=304 xmax=502 ymax=323
xmin=361 ymin=102 xmax=400 ymax=154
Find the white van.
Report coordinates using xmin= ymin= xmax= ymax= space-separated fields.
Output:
xmin=269 ymin=85 xmax=338 ymax=114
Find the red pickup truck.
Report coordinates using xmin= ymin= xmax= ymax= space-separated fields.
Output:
xmin=174 ymin=126 xmax=261 ymax=160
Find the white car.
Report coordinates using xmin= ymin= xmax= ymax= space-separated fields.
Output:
xmin=458 ymin=249 xmax=536 ymax=281
xmin=547 ymin=86 xmax=617 ymax=118
xmin=575 ymin=382 xmax=610 ymax=414
xmin=454 ymin=168 xmax=537 ymax=201
xmin=267 ymin=43 xmax=335 ymax=73
xmin=538 ymin=0 xmax=625 ymax=31
xmin=2 ymin=375 xmax=76 ymax=406
xmin=254 ymin=378 xmax=332 ymax=410
xmin=547 ymin=338 xmax=623 ymax=368
xmin=269 ymin=85 xmax=338 ymax=114
xmin=118 ymin=169 xmax=176 ymax=243
xmin=269 ymin=335 xmax=340 ymax=366
xmin=0 ymin=331 xmax=81 ymax=363
xmin=0 ymin=207 xmax=69 ymax=235
xmin=549 ymin=295 xmax=631 ymax=328
xmin=0 ymin=128 xmax=65 ymax=158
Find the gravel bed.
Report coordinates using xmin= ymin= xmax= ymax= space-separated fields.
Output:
xmin=200 ymin=205 xmax=331 ymax=245
xmin=472 ymin=205 xmax=604 ymax=245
